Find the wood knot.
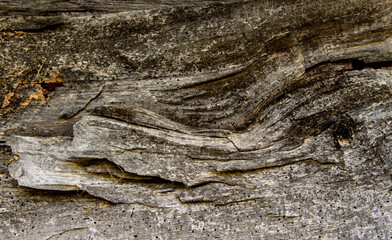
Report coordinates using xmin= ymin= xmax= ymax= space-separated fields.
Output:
xmin=331 ymin=114 xmax=356 ymax=149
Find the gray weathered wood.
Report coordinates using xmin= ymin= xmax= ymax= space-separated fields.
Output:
xmin=1 ymin=0 xmax=392 ymax=239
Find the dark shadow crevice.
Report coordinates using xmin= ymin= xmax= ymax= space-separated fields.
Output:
xmin=215 ymin=158 xmax=337 ymax=175
xmin=177 ymin=197 xmax=264 ymax=207
xmin=18 ymin=185 xmax=117 ymax=205
xmin=68 ymin=157 xmax=185 ymax=187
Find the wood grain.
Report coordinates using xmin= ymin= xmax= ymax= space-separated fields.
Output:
xmin=1 ymin=0 xmax=392 ymax=239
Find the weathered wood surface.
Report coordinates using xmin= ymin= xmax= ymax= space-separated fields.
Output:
xmin=1 ymin=0 xmax=392 ymax=239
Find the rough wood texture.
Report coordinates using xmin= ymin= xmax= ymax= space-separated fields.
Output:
xmin=1 ymin=0 xmax=392 ymax=239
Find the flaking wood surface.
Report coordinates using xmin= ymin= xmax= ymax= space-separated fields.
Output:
xmin=1 ymin=0 xmax=392 ymax=239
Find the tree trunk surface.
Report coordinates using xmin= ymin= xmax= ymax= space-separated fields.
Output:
xmin=1 ymin=0 xmax=392 ymax=239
